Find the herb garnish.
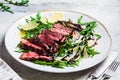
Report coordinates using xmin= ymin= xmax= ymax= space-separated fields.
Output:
xmin=57 ymin=36 xmax=74 ymax=57
xmin=78 ymin=16 xmax=101 ymax=56
xmin=5 ymin=0 xmax=29 ymax=6
xmin=0 ymin=2 xmax=13 ymax=14
xmin=0 ymin=0 xmax=29 ymax=14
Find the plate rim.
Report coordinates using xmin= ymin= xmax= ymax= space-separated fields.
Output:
xmin=4 ymin=10 xmax=112 ymax=73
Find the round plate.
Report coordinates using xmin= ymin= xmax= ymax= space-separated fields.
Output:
xmin=5 ymin=10 xmax=112 ymax=73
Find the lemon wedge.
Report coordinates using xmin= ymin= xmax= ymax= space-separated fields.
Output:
xmin=19 ymin=31 xmax=26 ymax=38
xmin=22 ymin=21 xmax=39 ymax=30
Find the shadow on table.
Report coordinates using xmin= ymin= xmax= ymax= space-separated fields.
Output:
xmin=1 ymin=42 xmax=92 ymax=80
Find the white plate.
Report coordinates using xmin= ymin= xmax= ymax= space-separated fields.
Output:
xmin=5 ymin=10 xmax=112 ymax=73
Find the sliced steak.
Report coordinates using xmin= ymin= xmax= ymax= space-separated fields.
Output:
xmin=53 ymin=23 xmax=66 ymax=29
xmin=57 ymin=21 xmax=83 ymax=31
xmin=28 ymin=37 xmax=52 ymax=54
xmin=38 ymin=34 xmax=59 ymax=53
xmin=20 ymin=39 xmax=47 ymax=55
xmin=51 ymin=23 xmax=72 ymax=35
xmin=60 ymin=36 xmax=66 ymax=43
xmin=43 ymin=30 xmax=66 ymax=43
xmin=20 ymin=52 xmax=52 ymax=61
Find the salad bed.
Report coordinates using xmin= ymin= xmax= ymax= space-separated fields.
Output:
xmin=15 ymin=11 xmax=101 ymax=68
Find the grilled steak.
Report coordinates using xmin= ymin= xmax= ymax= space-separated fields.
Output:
xmin=19 ymin=21 xmax=83 ymax=63
xmin=51 ymin=23 xmax=72 ymax=35
xmin=20 ymin=52 xmax=52 ymax=61
xmin=60 ymin=36 xmax=66 ymax=43
xmin=38 ymin=34 xmax=59 ymax=53
xmin=43 ymin=30 xmax=66 ymax=43
xmin=20 ymin=39 xmax=47 ymax=55
xmin=28 ymin=37 xmax=52 ymax=54
xmin=57 ymin=21 xmax=83 ymax=31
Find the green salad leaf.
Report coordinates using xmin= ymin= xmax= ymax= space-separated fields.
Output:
xmin=0 ymin=0 xmax=29 ymax=14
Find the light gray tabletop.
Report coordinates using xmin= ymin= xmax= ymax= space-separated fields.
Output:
xmin=0 ymin=0 xmax=120 ymax=80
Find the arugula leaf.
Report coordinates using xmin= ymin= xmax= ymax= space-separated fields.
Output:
xmin=80 ymin=22 xmax=96 ymax=37
xmin=36 ymin=11 xmax=41 ymax=20
xmin=5 ymin=0 xmax=29 ymax=6
xmin=33 ymin=59 xmax=80 ymax=68
xmin=68 ymin=19 xmax=73 ymax=23
xmin=0 ymin=3 xmax=13 ymax=14
xmin=33 ymin=60 xmax=68 ymax=68
xmin=86 ymin=47 xmax=99 ymax=56
xmin=15 ymin=49 xmax=31 ymax=53
xmin=57 ymin=36 xmax=74 ymax=57
xmin=78 ymin=16 xmax=83 ymax=25
xmin=81 ymin=21 xmax=96 ymax=25
xmin=94 ymin=34 xmax=101 ymax=39
xmin=61 ymin=21 xmax=66 ymax=26
xmin=0 ymin=0 xmax=29 ymax=14
xmin=77 ymin=16 xmax=96 ymax=26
